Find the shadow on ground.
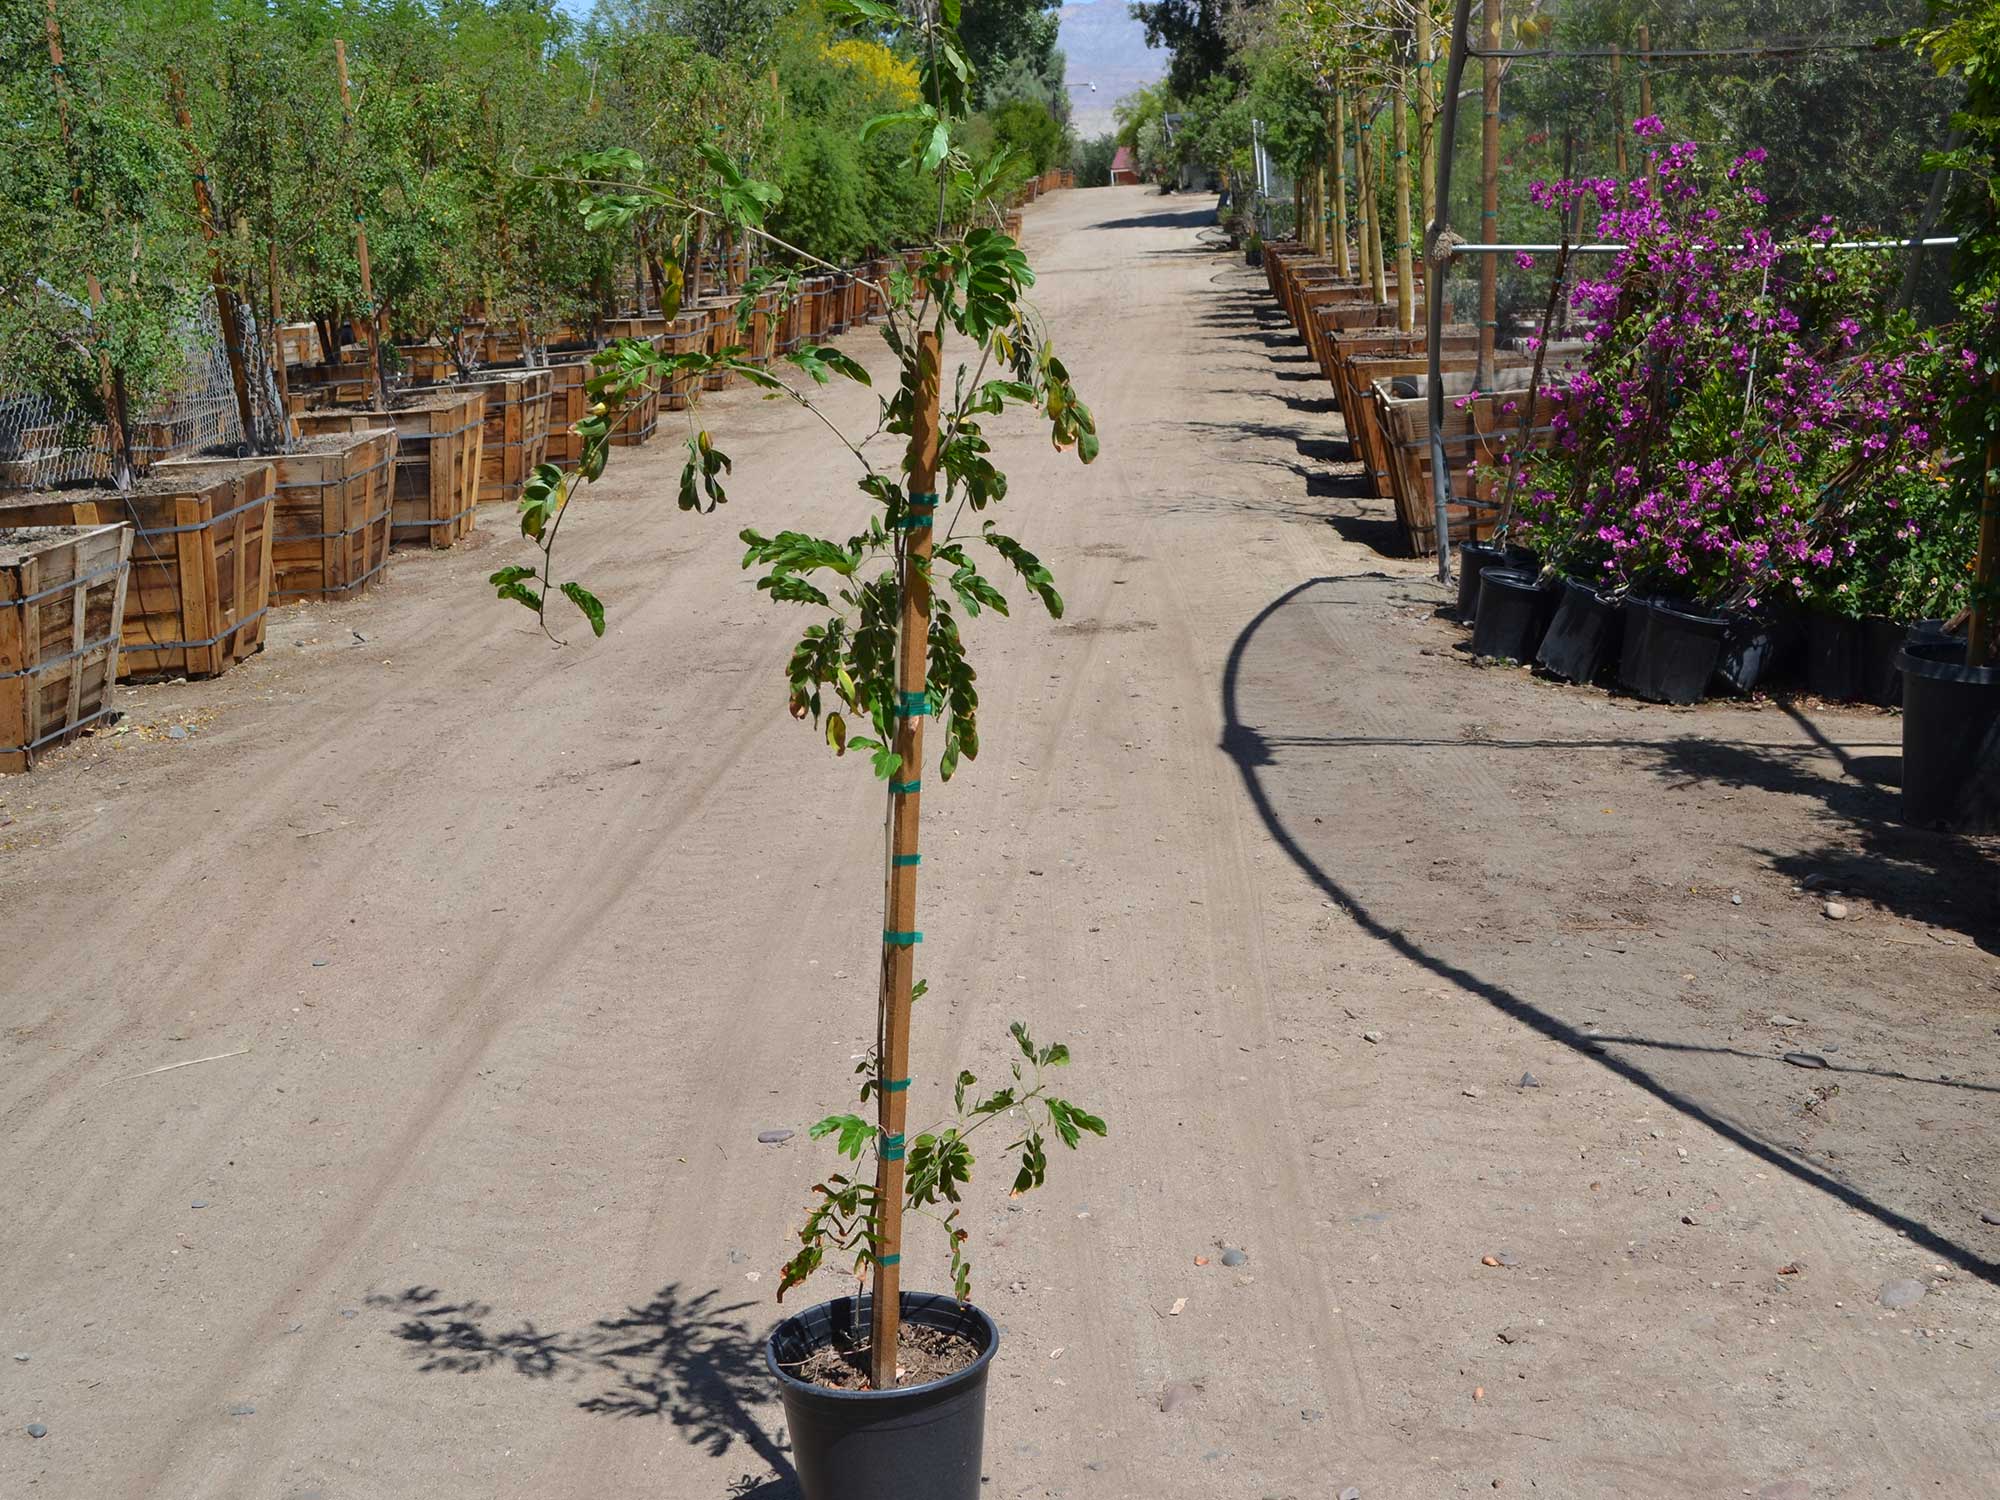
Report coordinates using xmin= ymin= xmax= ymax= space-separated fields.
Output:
xmin=368 ymin=1283 xmax=798 ymax=1498
xmin=1092 ymin=206 xmax=1217 ymax=231
xmin=1220 ymin=574 xmax=2000 ymax=1287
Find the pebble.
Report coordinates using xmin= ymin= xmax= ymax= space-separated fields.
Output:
xmin=1301 ymin=1409 xmax=1325 ymax=1422
xmin=11 ymin=1354 xmax=26 ymax=1363
xmin=1494 ymin=1250 xmax=1518 ymax=1268
xmin=1221 ymin=1248 xmax=1248 ymax=1267
xmin=191 ymin=1200 xmax=209 ymax=1210
xmin=1878 ymin=1278 xmax=1927 ymax=1310
xmin=1341 ymin=1489 xmax=1362 ymax=1500
xmin=1982 ymin=1209 xmax=2000 ymax=1226
xmin=1823 ymin=900 xmax=1849 ymax=920
xmin=311 ymin=959 xmax=328 ymax=968
xmin=338 ymin=1309 xmax=358 ymax=1319
xmin=26 ymin=1424 xmax=46 ymax=1439
xmin=1731 ymin=893 xmax=1743 ymax=905
xmin=1463 ymin=1086 xmax=1485 ymax=1099
xmin=167 ymin=725 xmax=188 ymax=741
xmin=1769 ymin=1015 xmax=1803 ymax=1028
xmin=227 ymin=1404 xmax=256 ymax=1417
xmin=1518 ymin=1072 xmax=1540 ymax=1089
xmin=756 ymin=1129 xmax=794 ymax=1145
xmin=1783 ymin=1052 xmax=1829 ymax=1070
xmin=1361 ymin=1030 xmax=1382 ymax=1044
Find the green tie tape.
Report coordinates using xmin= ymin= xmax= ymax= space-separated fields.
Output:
xmin=882 ymin=1077 xmax=911 ymax=1092
xmin=892 ymin=853 xmax=921 ymax=867
xmin=890 ymin=779 xmax=920 ymax=794
xmin=898 ymin=690 xmax=929 ymax=717
xmin=880 ymin=1133 xmax=906 ymax=1161
xmin=883 ymin=929 xmax=923 ymax=946
xmin=877 ymin=1253 xmax=902 ymax=1265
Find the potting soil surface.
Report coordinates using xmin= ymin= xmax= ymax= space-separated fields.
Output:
xmin=0 ymin=525 xmax=94 ymax=560
xmin=790 ymin=1324 xmax=981 ymax=1391
xmin=3 ymin=187 xmax=1997 ymax=1500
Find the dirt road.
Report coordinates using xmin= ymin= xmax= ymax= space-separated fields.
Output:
xmin=4 ymin=187 xmax=1998 ymax=1499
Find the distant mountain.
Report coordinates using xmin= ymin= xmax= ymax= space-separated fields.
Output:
xmin=1058 ymin=0 xmax=1166 ymax=138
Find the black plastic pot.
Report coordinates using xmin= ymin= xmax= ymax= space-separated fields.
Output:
xmin=1804 ymin=610 xmax=1864 ymax=701
xmin=1900 ymin=640 xmax=2000 ymax=830
xmin=1618 ymin=596 xmax=1729 ymax=705
xmin=1713 ymin=610 xmax=1798 ymax=697
xmin=1536 ymin=577 xmax=1623 ymax=684
xmin=1861 ymin=615 xmax=1909 ymax=707
xmin=1472 ymin=568 xmax=1554 ymax=664
xmin=1454 ymin=542 xmax=1538 ymax=621
xmin=768 ymin=1292 xmax=998 ymax=1500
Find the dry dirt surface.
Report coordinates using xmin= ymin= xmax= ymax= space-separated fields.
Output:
xmin=4 ymin=186 xmax=1999 ymax=1500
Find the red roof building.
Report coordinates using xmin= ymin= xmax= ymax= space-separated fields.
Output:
xmin=1109 ymin=145 xmax=1139 ymax=185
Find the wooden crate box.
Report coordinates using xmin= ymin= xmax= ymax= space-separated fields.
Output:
xmin=608 ymin=340 xmax=662 ymax=448
xmin=0 ymin=468 xmax=274 ymax=680
xmin=462 ymin=369 xmax=554 ymax=507
xmin=297 ymin=389 xmax=486 ymax=549
xmin=544 ymin=359 xmax=593 ymax=469
xmin=1 ymin=523 xmax=132 ymax=772
xmin=662 ymin=314 xmax=707 ymax=412
xmin=1375 ymin=376 xmax=1562 ymax=557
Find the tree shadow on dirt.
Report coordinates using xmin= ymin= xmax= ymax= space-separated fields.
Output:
xmin=367 ymin=1283 xmax=798 ymax=1498
xmin=1092 ymin=207 xmax=1218 ymax=230
xmin=1642 ymin=725 xmax=2000 ymax=947
xmin=1220 ymin=575 xmax=2000 ymax=1287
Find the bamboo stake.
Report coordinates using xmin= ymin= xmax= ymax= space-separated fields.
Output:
xmin=267 ymin=239 xmax=290 ymax=415
xmin=1360 ymin=111 xmax=1386 ymax=304
xmin=1638 ymin=24 xmax=1654 ymax=119
xmin=167 ymin=71 xmax=260 ymax=454
xmin=1313 ymin=159 xmax=1327 ymax=258
xmin=1428 ymin=0 xmax=1477 ymax=583
xmin=1417 ymin=2 xmax=1438 ymax=234
xmin=1478 ymin=0 xmax=1503 ymax=387
xmin=333 ymin=40 xmax=388 ymax=411
xmin=1612 ymin=46 xmax=1628 ymax=176
xmin=870 ymin=328 xmax=942 ymax=1391
xmin=1393 ymin=55 xmax=1416 ymax=335
xmin=1331 ymin=81 xmax=1352 ymax=278
xmin=43 ymin=0 xmax=130 ymax=477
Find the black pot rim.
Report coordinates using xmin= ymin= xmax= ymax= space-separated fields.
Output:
xmin=1900 ymin=645 xmax=2000 ymax=688
xmin=1480 ymin=567 xmax=1545 ymax=594
xmin=765 ymin=1292 xmax=1000 ymax=1405
xmin=1632 ymin=595 xmax=1729 ymax=628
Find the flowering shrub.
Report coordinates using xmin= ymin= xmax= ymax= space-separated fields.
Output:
xmin=1508 ymin=124 xmax=1955 ymax=613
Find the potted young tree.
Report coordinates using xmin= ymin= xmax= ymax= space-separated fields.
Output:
xmin=491 ymin=3 xmax=1103 ymax=1492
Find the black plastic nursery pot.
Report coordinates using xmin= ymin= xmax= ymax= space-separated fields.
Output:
xmin=1471 ymin=568 xmax=1555 ymax=665
xmin=1454 ymin=542 xmax=1538 ymax=621
xmin=1804 ymin=610 xmax=1864 ymax=701
xmin=1861 ymin=615 xmax=1909 ymax=707
xmin=768 ymin=1292 xmax=999 ymax=1500
xmin=1536 ymin=577 xmax=1623 ymax=684
xmin=1713 ymin=610 xmax=1798 ymax=697
xmin=1900 ymin=640 xmax=2000 ymax=830
xmin=1618 ymin=597 xmax=1730 ymax=706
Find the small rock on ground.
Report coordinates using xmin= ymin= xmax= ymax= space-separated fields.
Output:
xmin=1878 ymin=1278 xmax=1927 ymax=1310
xmin=1221 ymin=1247 xmax=1249 ymax=1267
xmin=227 ymin=1404 xmax=256 ymax=1417
xmin=756 ymin=1129 xmax=794 ymax=1145
xmin=1823 ymin=900 xmax=1849 ymax=920
xmin=1982 ymin=1209 xmax=2000 ymax=1226
xmin=1463 ymin=1086 xmax=1485 ymax=1099
xmin=26 ymin=1424 xmax=47 ymax=1438
xmin=1518 ymin=1072 xmax=1540 ymax=1088
xmin=1361 ymin=1030 xmax=1382 ymax=1044
xmin=1783 ymin=1052 xmax=1829 ymax=1070
xmin=1340 ymin=1488 xmax=1362 ymax=1500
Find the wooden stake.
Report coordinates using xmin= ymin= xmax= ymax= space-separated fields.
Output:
xmin=167 ymin=71 xmax=260 ymax=454
xmin=333 ymin=40 xmax=388 ymax=410
xmin=1638 ymin=25 xmax=1655 ymax=119
xmin=267 ymin=238 xmax=290 ymax=415
xmin=1478 ymin=0 xmax=1503 ymax=387
xmin=1331 ymin=81 xmax=1351 ymax=278
xmin=43 ymin=0 xmax=129 ymax=476
xmin=870 ymin=328 xmax=942 ymax=1390
xmin=1393 ymin=55 xmax=1416 ymax=335
xmin=1971 ymin=371 xmax=2000 ymax=668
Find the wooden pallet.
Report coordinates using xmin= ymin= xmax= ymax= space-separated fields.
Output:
xmin=1 ymin=523 xmax=132 ymax=771
xmin=463 ymin=369 xmax=554 ymax=507
xmin=0 ymin=469 xmax=275 ymax=679
xmin=297 ymin=390 xmax=486 ymax=549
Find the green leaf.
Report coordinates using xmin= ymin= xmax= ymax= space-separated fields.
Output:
xmin=489 ymin=565 xmax=537 ymax=588
xmin=923 ymin=120 xmax=951 ymax=174
xmin=861 ymin=107 xmax=933 ymax=143
xmin=560 ymin=581 xmax=606 ymax=638
xmin=809 ymin=1113 xmax=879 ymax=1160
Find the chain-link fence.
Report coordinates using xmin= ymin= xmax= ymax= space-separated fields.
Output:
xmin=0 ymin=297 xmax=275 ymax=492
